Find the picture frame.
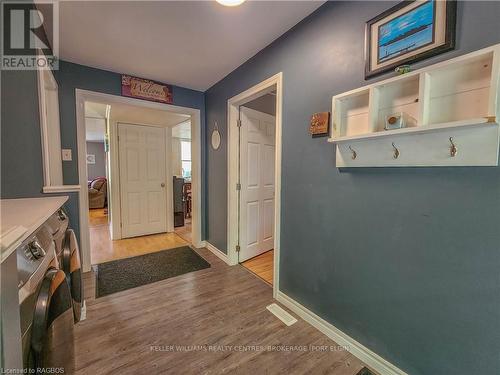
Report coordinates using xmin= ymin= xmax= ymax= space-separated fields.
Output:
xmin=86 ymin=154 xmax=96 ymax=164
xmin=309 ymin=112 xmax=330 ymax=138
xmin=364 ymin=0 xmax=456 ymax=79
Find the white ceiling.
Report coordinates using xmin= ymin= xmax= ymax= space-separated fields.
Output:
xmin=85 ymin=118 xmax=106 ymax=142
xmin=85 ymin=102 xmax=107 ymax=141
xmin=85 ymin=102 xmax=107 ymax=119
xmin=59 ymin=1 xmax=323 ymax=91
xmin=172 ymin=121 xmax=191 ymax=139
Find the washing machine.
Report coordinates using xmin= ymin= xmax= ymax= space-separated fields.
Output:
xmin=17 ymin=224 xmax=75 ymax=374
xmin=46 ymin=209 xmax=83 ymax=322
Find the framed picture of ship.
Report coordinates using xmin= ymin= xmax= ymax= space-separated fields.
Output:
xmin=365 ymin=0 xmax=456 ymax=79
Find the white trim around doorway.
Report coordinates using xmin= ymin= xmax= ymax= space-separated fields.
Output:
xmin=75 ymin=89 xmax=203 ymax=272
xmin=226 ymin=72 xmax=283 ymax=298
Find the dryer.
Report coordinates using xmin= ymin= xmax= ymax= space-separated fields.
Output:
xmin=62 ymin=228 xmax=83 ymax=321
xmin=46 ymin=209 xmax=83 ymax=322
xmin=17 ymin=224 xmax=75 ymax=374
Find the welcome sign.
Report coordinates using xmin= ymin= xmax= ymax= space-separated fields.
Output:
xmin=121 ymin=75 xmax=173 ymax=104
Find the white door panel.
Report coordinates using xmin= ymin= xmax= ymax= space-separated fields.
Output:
xmin=239 ymin=107 xmax=276 ymax=261
xmin=119 ymin=123 xmax=167 ymax=238
xmin=247 ymin=201 xmax=259 ymax=246
xmin=247 ymin=142 xmax=260 ymax=188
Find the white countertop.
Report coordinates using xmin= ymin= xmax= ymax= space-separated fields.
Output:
xmin=0 ymin=196 xmax=68 ymax=263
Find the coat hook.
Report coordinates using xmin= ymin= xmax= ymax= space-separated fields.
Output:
xmin=348 ymin=145 xmax=357 ymax=160
xmin=392 ymin=142 xmax=400 ymax=159
xmin=449 ymin=137 xmax=457 ymax=157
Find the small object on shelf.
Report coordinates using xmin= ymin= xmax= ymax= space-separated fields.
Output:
xmin=392 ymin=142 xmax=400 ymax=159
xmin=395 ymin=65 xmax=411 ymax=75
xmin=309 ymin=112 xmax=330 ymax=137
xmin=348 ymin=145 xmax=357 ymax=160
xmin=384 ymin=112 xmax=416 ymax=130
xmin=449 ymin=137 xmax=457 ymax=157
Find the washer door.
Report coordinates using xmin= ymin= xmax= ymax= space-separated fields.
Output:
xmin=30 ymin=268 xmax=74 ymax=374
xmin=62 ymin=229 xmax=83 ymax=322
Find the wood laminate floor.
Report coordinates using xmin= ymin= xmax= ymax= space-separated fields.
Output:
xmin=89 ymin=208 xmax=108 ymax=227
xmin=174 ymin=218 xmax=192 ymax=243
xmin=89 ymin=208 xmax=188 ymax=265
xmin=76 ymin=247 xmax=367 ymax=374
xmin=242 ymin=250 xmax=274 ymax=285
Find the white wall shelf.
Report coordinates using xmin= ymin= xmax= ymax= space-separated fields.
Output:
xmin=330 ymin=44 xmax=500 ymax=167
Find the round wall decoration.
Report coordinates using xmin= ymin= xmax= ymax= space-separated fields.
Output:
xmin=211 ymin=121 xmax=221 ymax=150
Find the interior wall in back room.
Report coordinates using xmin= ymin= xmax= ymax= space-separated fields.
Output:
xmin=54 ymin=60 xmax=207 ymax=241
xmin=86 ymin=142 xmax=106 ymax=180
xmin=204 ymin=1 xmax=500 ymax=374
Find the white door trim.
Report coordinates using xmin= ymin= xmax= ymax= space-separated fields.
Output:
xmin=227 ymin=72 xmax=283 ymax=298
xmin=75 ymin=89 xmax=202 ymax=272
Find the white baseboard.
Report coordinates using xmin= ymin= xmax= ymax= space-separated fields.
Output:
xmin=276 ymin=291 xmax=407 ymax=375
xmin=197 ymin=240 xmax=207 ymax=248
xmin=203 ymin=241 xmax=230 ymax=265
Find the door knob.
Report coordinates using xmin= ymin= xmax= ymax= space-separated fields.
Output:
xmin=161 ymin=183 xmax=165 ymax=188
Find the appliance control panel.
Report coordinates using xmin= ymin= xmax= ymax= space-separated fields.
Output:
xmin=16 ymin=226 xmax=54 ymax=289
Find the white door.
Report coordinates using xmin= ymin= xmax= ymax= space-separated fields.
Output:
xmin=239 ymin=107 xmax=276 ymax=262
xmin=118 ymin=123 xmax=167 ymax=238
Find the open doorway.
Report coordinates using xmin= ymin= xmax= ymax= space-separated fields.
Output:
xmin=172 ymin=121 xmax=193 ymax=243
xmin=227 ymin=73 xmax=283 ymax=292
xmin=239 ymin=95 xmax=276 ymax=285
xmin=76 ymin=91 xmax=202 ymax=272
xmin=85 ymin=102 xmax=110 ymax=259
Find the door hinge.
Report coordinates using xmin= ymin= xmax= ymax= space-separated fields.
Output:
xmin=236 ymin=183 xmax=241 ymax=191
xmin=235 ymin=245 xmax=240 ymax=252
xmin=120 ymin=222 xmax=123 ymax=228
xmin=237 ymin=119 xmax=242 ymax=128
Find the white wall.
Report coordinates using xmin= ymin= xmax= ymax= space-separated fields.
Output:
xmin=172 ymin=137 xmax=182 ymax=177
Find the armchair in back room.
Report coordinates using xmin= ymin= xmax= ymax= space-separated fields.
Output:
xmin=88 ymin=177 xmax=107 ymax=209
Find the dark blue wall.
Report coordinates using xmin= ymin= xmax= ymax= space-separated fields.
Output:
xmin=205 ymin=1 xmax=500 ymax=374
xmin=1 ymin=69 xmax=79 ymax=226
xmin=53 ymin=61 xmax=206 ymax=239
xmin=1 ymin=69 xmax=44 ymax=197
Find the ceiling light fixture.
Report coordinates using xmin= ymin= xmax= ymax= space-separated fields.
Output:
xmin=216 ymin=0 xmax=246 ymax=7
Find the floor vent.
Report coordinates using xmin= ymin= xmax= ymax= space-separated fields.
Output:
xmin=266 ymin=303 xmax=297 ymax=326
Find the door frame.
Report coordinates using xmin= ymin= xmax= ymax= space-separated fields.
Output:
xmin=227 ymin=72 xmax=283 ymax=297
xmin=75 ymin=89 xmax=202 ymax=272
